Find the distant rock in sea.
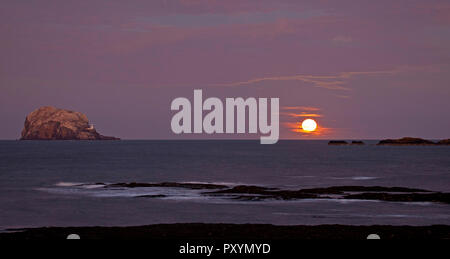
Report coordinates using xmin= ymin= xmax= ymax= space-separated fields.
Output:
xmin=20 ymin=106 xmax=119 ymax=140
xmin=351 ymin=141 xmax=365 ymax=145
xmin=377 ymin=137 xmax=435 ymax=145
xmin=328 ymin=140 xmax=348 ymax=145
xmin=437 ymin=139 xmax=450 ymax=145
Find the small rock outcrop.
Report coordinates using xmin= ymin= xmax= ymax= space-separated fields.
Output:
xmin=21 ymin=106 xmax=119 ymax=140
xmin=437 ymin=139 xmax=450 ymax=145
xmin=351 ymin=141 xmax=365 ymax=145
xmin=328 ymin=140 xmax=348 ymax=145
xmin=377 ymin=137 xmax=435 ymax=145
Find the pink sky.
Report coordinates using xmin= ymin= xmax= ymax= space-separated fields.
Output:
xmin=1 ymin=0 xmax=450 ymax=139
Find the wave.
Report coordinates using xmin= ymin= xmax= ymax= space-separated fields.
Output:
xmin=37 ymin=181 xmax=447 ymax=205
xmin=55 ymin=182 xmax=83 ymax=187
xmin=55 ymin=182 xmax=105 ymax=189
xmin=40 ymin=183 xmax=210 ymax=201
xmin=330 ymin=176 xmax=379 ymax=180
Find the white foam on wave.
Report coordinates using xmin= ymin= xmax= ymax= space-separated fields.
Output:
xmin=55 ymin=182 xmax=83 ymax=187
xmin=330 ymin=176 xmax=379 ymax=180
xmin=40 ymin=183 xmax=210 ymax=201
xmin=55 ymin=182 xmax=105 ymax=189
xmin=81 ymin=184 xmax=106 ymax=189
xmin=93 ymin=187 xmax=203 ymax=199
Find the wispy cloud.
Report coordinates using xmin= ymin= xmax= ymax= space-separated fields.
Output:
xmin=332 ymin=35 xmax=353 ymax=44
xmin=281 ymin=106 xmax=323 ymax=119
xmin=134 ymin=9 xmax=327 ymax=28
xmin=210 ymin=73 xmax=351 ymax=90
xmin=282 ymin=112 xmax=322 ymax=118
xmin=281 ymin=106 xmax=321 ymax=111
xmin=209 ymin=66 xmax=430 ymax=91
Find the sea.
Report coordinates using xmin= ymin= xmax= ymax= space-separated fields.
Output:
xmin=0 ymin=140 xmax=449 ymax=231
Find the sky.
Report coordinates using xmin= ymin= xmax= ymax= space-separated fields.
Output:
xmin=1 ymin=0 xmax=450 ymax=140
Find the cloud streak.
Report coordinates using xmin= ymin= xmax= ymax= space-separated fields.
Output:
xmin=282 ymin=113 xmax=322 ymax=118
xmin=281 ymin=106 xmax=321 ymax=111
xmin=209 ymin=66 xmax=431 ymax=91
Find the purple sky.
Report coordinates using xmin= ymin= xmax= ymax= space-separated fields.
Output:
xmin=1 ymin=0 xmax=450 ymax=140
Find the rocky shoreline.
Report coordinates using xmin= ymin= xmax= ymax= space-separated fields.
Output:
xmin=94 ymin=182 xmax=450 ymax=204
xmin=3 ymin=182 xmax=449 ymax=240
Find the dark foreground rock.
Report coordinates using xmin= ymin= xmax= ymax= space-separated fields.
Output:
xmin=72 ymin=181 xmax=450 ymax=204
xmin=21 ymin=106 xmax=119 ymax=140
xmin=377 ymin=137 xmax=435 ymax=145
xmin=205 ymin=185 xmax=441 ymax=202
xmin=1 ymin=224 xmax=449 ymax=240
xmin=294 ymin=186 xmax=431 ymax=194
xmin=208 ymin=185 xmax=321 ymax=201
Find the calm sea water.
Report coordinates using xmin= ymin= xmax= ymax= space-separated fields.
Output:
xmin=0 ymin=140 xmax=449 ymax=230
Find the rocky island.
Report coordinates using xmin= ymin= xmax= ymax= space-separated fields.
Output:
xmin=378 ymin=137 xmax=449 ymax=145
xmin=438 ymin=139 xmax=450 ymax=145
xmin=377 ymin=137 xmax=435 ymax=145
xmin=20 ymin=106 xmax=119 ymax=140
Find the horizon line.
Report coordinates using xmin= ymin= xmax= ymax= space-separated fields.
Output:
xmin=1 ymin=138 xmax=448 ymax=141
